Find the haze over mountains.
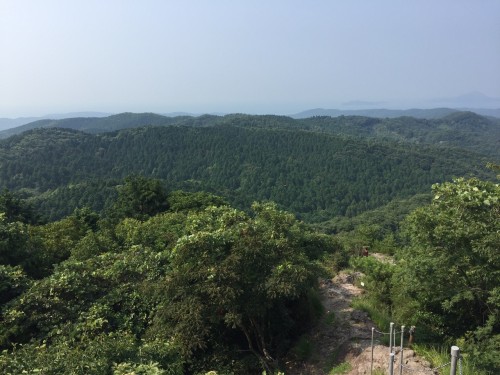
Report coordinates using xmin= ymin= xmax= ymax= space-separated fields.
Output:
xmin=294 ymin=93 xmax=500 ymax=119
xmin=1 ymin=92 xmax=499 ymax=131
xmin=0 ymin=92 xmax=498 ymax=223
xmin=292 ymin=107 xmax=474 ymax=119
xmin=1 ymin=107 xmax=499 ymax=133
xmin=0 ymin=112 xmax=112 ymax=132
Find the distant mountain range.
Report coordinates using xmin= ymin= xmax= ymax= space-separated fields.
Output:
xmin=291 ymin=107 xmax=500 ymax=119
xmin=2 ymin=105 xmax=499 ymax=134
xmin=292 ymin=92 xmax=500 ymax=118
xmin=0 ymin=113 xmax=188 ymax=139
xmin=1 ymin=111 xmax=499 ymax=161
xmin=0 ymin=112 xmax=111 ymax=131
xmin=0 ymin=111 xmax=223 ymax=132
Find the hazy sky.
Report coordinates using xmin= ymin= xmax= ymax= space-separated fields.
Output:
xmin=1 ymin=0 xmax=499 ymax=117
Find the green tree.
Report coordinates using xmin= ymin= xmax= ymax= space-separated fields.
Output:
xmin=0 ymin=264 xmax=30 ymax=306
xmin=0 ymin=243 xmax=179 ymax=374
xmin=0 ymin=189 xmax=39 ymax=224
xmin=110 ymin=175 xmax=169 ymax=220
xmin=167 ymin=190 xmax=227 ymax=212
xmin=393 ymin=177 xmax=500 ymax=371
xmin=27 ymin=215 xmax=91 ymax=278
xmin=0 ymin=214 xmax=30 ymax=270
xmin=153 ymin=203 xmax=332 ymax=372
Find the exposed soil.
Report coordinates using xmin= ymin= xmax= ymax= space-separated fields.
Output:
xmin=284 ymin=266 xmax=440 ymax=375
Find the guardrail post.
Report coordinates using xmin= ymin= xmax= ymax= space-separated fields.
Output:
xmin=399 ymin=325 xmax=404 ymax=375
xmin=389 ymin=352 xmax=395 ymax=375
xmin=450 ymin=346 xmax=460 ymax=375
xmin=371 ymin=327 xmax=374 ymax=375
xmin=389 ymin=322 xmax=394 ymax=353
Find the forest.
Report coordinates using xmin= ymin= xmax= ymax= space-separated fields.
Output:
xmin=0 ymin=112 xmax=497 ymax=224
xmin=0 ymin=113 xmax=498 ymax=374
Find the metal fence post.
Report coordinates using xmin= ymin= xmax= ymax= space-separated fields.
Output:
xmin=371 ymin=327 xmax=374 ymax=375
xmin=399 ymin=325 xmax=405 ymax=375
xmin=450 ymin=346 xmax=460 ymax=375
xmin=389 ymin=352 xmax=395 ymax=375
xmin=389 ymin=322 xmax=394 ymax=353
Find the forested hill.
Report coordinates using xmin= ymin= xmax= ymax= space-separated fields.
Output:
xmin=295 ymin=111 xmax=500 ymax=158
xmin=0 ymin=124 xmax=493 ymax=221
xmin=1 ymin=111 xmax=499 ymax=158
xmin=0 ymin=113 xmax=186 ymax=138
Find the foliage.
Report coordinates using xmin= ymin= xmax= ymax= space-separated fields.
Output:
xmin=394 ymin=178 xmax=499 ymax=332
xmin=303 ymin=111 xmax=500 ymax=158
xmin=319 ymin=249 xmax=349 ymax=276
xmin=392 ymin=177 xmax=500 ymax=371
xmin=2 ymin=111 xmax=499 ymax=158
xmin=328 ymin=361 xmax=352 ymax=374
xmin=0 ymin=214 xmax=30 ymax=271
xmin=461 ymin=315 xmax=500 ymax=373
xmin=0 ymin=331 xmax=139 ymax=375
xmin=412 ymin=344 xmax=488 ymax=375
xmin=110 ymin=175 xmax=169 ymax=220
xmin=167 ymin=190 xmax=227 ymax=212
xmin=0 ymin=203 xmax=96 ymax=279
xmin=350 ymin=296 xmax=392 ymax=341
xmin=317 ymin=193 xmax=430 ymax=254
xmin=0 ymin=118 xmax=494 ymax=222
xmin=27 ymin=214 xmax=92 ymax=278
xmin=152 ymin=203 xmax=335 ymax=372
xmin=347 ymin=177 xmax=499 ymax=372
xmin=350 ymin=256 xmax=395 ymax=307
xmin=0 ymin=197 xmax=340 ymax=374
xmin=0 ymin=264 xmax=31 ymax=305
xmin=112 ymin=361 xmax=167 ymax=375
xmin=0 ymin=189 xmax=39 ymax=224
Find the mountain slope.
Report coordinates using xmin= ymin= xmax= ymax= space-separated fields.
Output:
xmin=0 ymin=112 xmax=111 ymax=131
xmin=0 ymin=125 xmax=492 ymax=221
xmin=2 ymin=112 xmax=498 ymax=159
xmin=295 ymin=112 xmax=500 ymax=158
xmin=0 ymin=112 xmax=182 ymax=138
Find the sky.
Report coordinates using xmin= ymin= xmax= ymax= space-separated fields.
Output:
xmin=1 ymin=0 xmax=500 ymax=117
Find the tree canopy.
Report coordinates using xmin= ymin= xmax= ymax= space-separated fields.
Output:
xmin=386 ymin=177 xmax=500 ymax=372
xmin=0 ymin=188 xmax=341 ymax=374
xmin=0 ymin=121 xmax=494 ymax=223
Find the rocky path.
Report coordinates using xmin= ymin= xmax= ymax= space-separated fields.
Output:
xmin=285 ymin=270 xmax=441 ymax=375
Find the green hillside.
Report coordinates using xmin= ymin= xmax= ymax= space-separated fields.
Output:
xmin=2 ymin=111 xmax=499 ymax=159
xmin=0 ymin=113 xmax=180 ymax=138
xmin=0 ymin=122 xmax=493 ymax=221
xmin=297 ymin=111 xmax=500 ymax=157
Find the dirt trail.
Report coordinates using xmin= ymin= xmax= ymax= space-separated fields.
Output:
xmin=285 ymin=269 xmax=439 ymax=375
